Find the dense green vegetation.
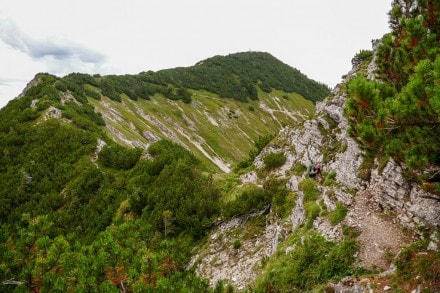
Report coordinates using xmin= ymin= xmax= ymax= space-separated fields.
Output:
xmin=254 ymin=230 xmax=359 ymax=292
xmin=40 ymin=52 xmax=329 ymax=105
xmin=222 ymin=177 xmax=293 ymax=219
xmin=393 ymin=238 xmax=440 ymax=291
xmin=3 ymin=4 xmax=439 ymax=288
xmin=149 ymin=52 xmax=330 ymax=103
xmin=345 ymin=0 xmax=440 ymax=187
xmin=263 ymin=152 xmax=287 ymax=169
xmin=0 ymin=83 xmax=224 ymax=290
xmin=0 ymin=132 xmax=222 ymax=291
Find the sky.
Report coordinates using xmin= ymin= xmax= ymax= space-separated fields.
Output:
xmin=0 ymin=0 xmax=392 ymax=109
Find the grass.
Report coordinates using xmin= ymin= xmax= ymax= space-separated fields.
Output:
xmin=90 ymin=89 xmax=314 ymax=172
xmin=327 ymin=202 xmax=348 ymax=225
xmin=298 ymin=179 xmax=320 ymax=202
xmin=254 ymin=230 xmax=359 ymax=291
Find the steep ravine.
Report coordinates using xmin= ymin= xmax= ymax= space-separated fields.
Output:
xmin=189 ymin=43 xmax=440 ymax=290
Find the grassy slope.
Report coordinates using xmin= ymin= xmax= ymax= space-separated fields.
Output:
xmin=90 ymin=89 xmax=314 ymax=172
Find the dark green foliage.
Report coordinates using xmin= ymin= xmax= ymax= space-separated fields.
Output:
xmin=128 ymin=140 xmax=221 ymax=239
xmin=143 ymin=52 xmax=330 ymax=103
xmin=0 ymin=136 xmax=221 ymax=290
xmin=0 ymin=119 xmax=97 ymax=224
xmin=90 ymin=51 xmax=326 ymax=104
xmin=263 ymin=152 xmax=287 ymax=168
xmin=100 ymin=78 xmax=122 ymax=101
xmin=98 ymin=144 xmax=142 ymax=170
xmin=234 ymin=133 xmax=275 ymax=172
xmin=222 ymin=184 xmax=267 ymax=218
xmin=393 ymin=240 xmax=440 ymax=292
xmin=85 ymin=87 xmax=102 ymax=100
xmin=233 ymin=239 xmax=241 ymax=249
xmin=249 ymin=133 xmax=275 ymax=160
xmin=223 ymin=178 xmax=292 ymax=219
xmin=0 ymin=217 xmax=213 ymax=292
xmin=304 ymin=202 xmax=321 ymax=229
xmin=345 ymin=0 xmax=440 ymax=182
xmin=175 ymin=87 xmax=193 ymax=103
xmin=62 ymin=102 xmax=105 ymax=130
xmin=327 ymin=202 xmax=348 ymax=225
xmin=323 ymin=171 xmax=337 ymax=186
xmin=263 ymin=178 xmax=293 ymax=218
xmin=354 ymin=49 xmax=373 ymax=61
xmin=7 ymin=52 xmax=328 ymax=116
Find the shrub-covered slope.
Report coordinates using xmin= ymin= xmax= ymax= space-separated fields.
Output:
xmin=0 ymin=52 xmax=327 ymax=291
xmin=150 ymin=51 xmax=330 ymax=103
xmin=2 ymin=52 xmax=323 ymax=172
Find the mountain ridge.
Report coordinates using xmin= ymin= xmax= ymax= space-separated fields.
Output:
xmin=1 ymin=51 xmax=326 ymax=172
xmin=1 ymin=4 xmax=439 ymax=290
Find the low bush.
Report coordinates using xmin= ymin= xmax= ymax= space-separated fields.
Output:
xmin=222 ymin=185 xmax=267 ymax=218
xmin=298 ymin=179 xmax=320 ymax=202
xmin=263 ymin=152 xmax=286 ymax=168
xmin=327 ymin=202 xmax=348 ymax=225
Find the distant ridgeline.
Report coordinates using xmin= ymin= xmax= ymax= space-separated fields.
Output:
xmin=38 ymin=51 xmax=329 ymax=105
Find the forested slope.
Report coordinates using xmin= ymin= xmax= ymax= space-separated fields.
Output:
xmin=0 ymin=52 xmax=328 ymax=291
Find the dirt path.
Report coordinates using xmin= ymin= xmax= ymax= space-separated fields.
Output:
xmin=344 ymin=190 xmax=412 ymax=270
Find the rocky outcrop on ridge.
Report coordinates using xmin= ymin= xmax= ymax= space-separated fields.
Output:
xmin=190 ymin=41 xmax=439 ymax=290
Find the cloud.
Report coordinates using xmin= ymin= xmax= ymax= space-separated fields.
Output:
xmin=0 ymin=77 xmax=26 ymax=86
xmin=0 ymin=19 xmax=106 ymax=74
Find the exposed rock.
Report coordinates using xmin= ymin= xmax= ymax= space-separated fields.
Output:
xmin=427 ymin=232 xmax=439 ymax=251
xmin=290 ymin=192 xmax=305 ymax=231
xmin=191 ymin=40 xmax=440 ymax=290
xmin=313 ymin=217 xmax=342 ymax=241
xmin=368 ymin=159 xmax=440 ymax=229
xmin=189 ymin=211 xmax=288 ymax=290
xmin=17 ymin=75 xmax=41 ymax=99
xmin=43 ymin=106 xmax=62 ymax=120
xmin=92 ymin=139 xmax=107 ymax=163
xmin=240 ymin=171 xmax=258 ymax=185
xmin=327 ymin=277 xmax=372 ymax=293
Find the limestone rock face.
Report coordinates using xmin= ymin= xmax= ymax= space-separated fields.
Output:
xmin=368 ymin=159 xmax=440 ymax=229
xmin=188 ymin=212 xmax=287 ymax=290
xmin=190 ymin=41 xmax=439 ymax=290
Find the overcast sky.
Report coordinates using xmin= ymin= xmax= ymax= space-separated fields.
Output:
xmin=0 ymin=0 xmax=392 ymax=109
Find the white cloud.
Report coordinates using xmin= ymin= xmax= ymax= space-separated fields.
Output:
xmin=0 ymin=19 xmax=106 ymax=74
xmin=0 ymin=0 xmax=392 ymax=109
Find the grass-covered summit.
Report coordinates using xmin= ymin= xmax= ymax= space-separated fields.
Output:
xmin=148 ymin=51 xmax=330 ymax=103
xmin=49 ymin=51 xmax=329 ymax=105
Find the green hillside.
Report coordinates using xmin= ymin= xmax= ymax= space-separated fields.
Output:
xmin=91 ymin=89 xmax=314 ymax=172
xmin=0 ymin=0 xmax=439 ymax=289
xmin=2 ymin=52 xmax=322 ymax=172
xmin=0 ymin=52 xmax=326 ymax=291
xmin=149 ymin=51 xmax=330 ymax=103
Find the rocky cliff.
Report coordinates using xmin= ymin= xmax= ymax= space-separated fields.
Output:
xmin=190 ymin=41 xmax=440 ymax=291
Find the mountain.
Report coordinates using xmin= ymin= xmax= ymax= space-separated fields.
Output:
xmin=150 ymin=51 xmax=330 ymax=103
xmin=190 ymin=1 xmax=440 ymax=291
xmin=1 ymin=52 xmax=328 ymax=172
xmin=1 ymin=2 xmax=439 ymax=290
xmin=0 ymin=52 xmax=329 ymax=291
